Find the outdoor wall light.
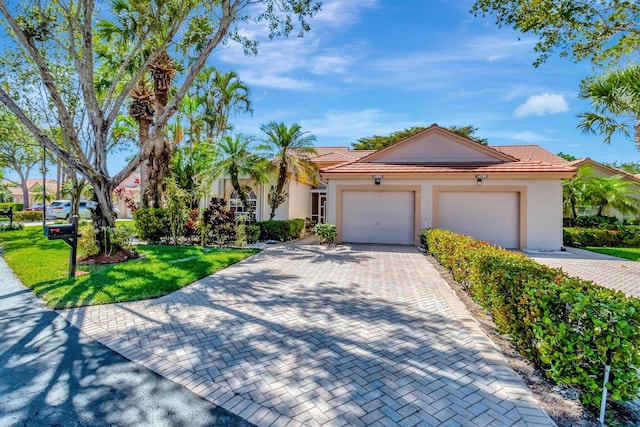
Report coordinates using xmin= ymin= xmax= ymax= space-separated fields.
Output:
xmin=373 ymin=174 xmax=383 ymax=185
xmin=475 ymin=174 xmax=488 ymax=185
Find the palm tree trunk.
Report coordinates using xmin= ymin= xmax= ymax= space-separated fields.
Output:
xmin=269 ymin=166 xmax=288 ymax=220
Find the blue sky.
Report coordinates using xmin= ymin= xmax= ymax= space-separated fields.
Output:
xmin=206 ymin=0 xmax=640 ymax=165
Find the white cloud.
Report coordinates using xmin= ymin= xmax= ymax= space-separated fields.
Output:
xmin=299 ymin=109 xmax=417 ymax=141
xmin=500 ymin=130 xmax=553 ymax=143
xmin=514 ymin=93 xmax=569 ymax=117
xmin=314 ymin=0 xmax=380 ymax=27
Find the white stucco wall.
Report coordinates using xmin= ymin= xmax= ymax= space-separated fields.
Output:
xmin=287 ymin=180 xmax=312 ymax=220
xmin=325 ymin=177 xmax=564 ymax=251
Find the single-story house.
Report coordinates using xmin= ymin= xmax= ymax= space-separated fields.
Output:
xmin=563 ymin=157 xmax=640 ymax=219
xmin=1 ymin=179 xmax=57 ymax=208
xmin=209 ymin=124 xmax=577 ymax=250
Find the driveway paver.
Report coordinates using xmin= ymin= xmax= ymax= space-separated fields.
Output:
xmin=59 ymin=244 xmax=553 ymax=426
xmin=527 ymin=247 xmax=640 ymax=298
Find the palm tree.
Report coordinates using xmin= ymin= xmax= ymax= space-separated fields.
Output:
xmin=563 ymin=165 xmax=593 ymax=219
xmin=578 ymin=65 xmax=640 ymax=148
xmin=211 ymin=134 xmax=266 ymax=212
xmin=584 ymin=175 xmax=640 ymax=216
xmin=195 ymin=67 xmax=252 ymax=140
xmin=258 ymin=122 xmax=318 ymax=220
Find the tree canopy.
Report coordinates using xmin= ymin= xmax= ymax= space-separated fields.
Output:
xmin=471 ymin=0 xmax=640 ymax=67
xmin=351 ymin=125 xmax=488 ymax=150
xmin=0 ymin=0 xmax=320 ymax=252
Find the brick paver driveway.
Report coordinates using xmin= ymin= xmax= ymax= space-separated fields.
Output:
xmin=528 ymin=247 xmax=640 ymax=299
xmin=60 ymin=244 xmax=552 ymax=426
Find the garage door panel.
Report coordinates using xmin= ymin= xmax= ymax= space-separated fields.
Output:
xmin=342 ymin=191 xmax=414 ymax=245
xmin=438 ymin=192 xmax=519 ymax=248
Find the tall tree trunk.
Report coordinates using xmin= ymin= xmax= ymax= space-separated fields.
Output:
xmin=91 ymin=177 xmax=116 ymax=253
xmin=19 ymin=171 xmax=29 ymax=208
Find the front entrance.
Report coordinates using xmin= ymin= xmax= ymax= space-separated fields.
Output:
xmin=311 ymin=192 xmax=327 ymax=224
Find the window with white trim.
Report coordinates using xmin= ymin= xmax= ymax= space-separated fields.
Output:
xmin=229 ymin=189 xmax=257 ymax=216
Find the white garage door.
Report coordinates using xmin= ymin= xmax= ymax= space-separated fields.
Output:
xmin=438 ymin=192 xmax=519 ymax=248
xmin=341 ymin=191 xmax=414 ymax=244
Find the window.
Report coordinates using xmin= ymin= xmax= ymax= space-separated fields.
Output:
xmin=229 ymin=189 xmax=257 ymax=217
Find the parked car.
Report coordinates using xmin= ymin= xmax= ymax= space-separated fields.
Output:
xmin=24 ymin=204 xmax=43 ymax=212
xmin=46 ymin=200 xmax=120 ymax=220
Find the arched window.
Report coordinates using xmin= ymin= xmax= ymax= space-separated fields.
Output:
xmin=229 ymin=189 xmax=257 ymax=216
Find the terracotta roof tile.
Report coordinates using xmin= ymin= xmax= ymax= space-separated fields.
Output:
xmin=321 ymin=160 xmax=575 ymax=174
xmin=491 ymin=145 xmax=568 ymax=164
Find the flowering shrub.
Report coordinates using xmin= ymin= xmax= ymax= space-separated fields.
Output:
xmin=422 ymin=228 xmax=640 ymax=407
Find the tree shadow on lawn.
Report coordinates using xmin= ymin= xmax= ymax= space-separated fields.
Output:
xmin=73 ymin=264 xmax=541 ymax=426
xmin=31 ymin=253 xmax=250 ymax=309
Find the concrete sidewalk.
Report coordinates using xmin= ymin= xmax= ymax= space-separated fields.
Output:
xmin=59 ymin=244 xmax=554 ymax=426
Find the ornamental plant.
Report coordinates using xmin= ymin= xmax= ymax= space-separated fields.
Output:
xmin=422 ymin=228 xmax=640 ymax=407
xmin=314 ymin=223 xmax=337 ymax=244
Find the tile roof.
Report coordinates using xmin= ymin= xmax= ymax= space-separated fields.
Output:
xmin=321 ymin=160 xmax=576 ymax=174
xmin=567 ymin=158 xmax=640 ymax=183
xmin=491 ymin=145 xmax=568 ymax=164
xmin=311 ymin=147 xmax=375 ymax=163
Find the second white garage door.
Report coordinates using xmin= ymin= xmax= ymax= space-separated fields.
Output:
xmin=341 ymin=191 xmax=414 ymax=244
xmin=437 ymin=192 xmax=519 ymax=248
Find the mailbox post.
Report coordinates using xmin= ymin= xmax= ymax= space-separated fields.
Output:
xmin=44 ymin=215 xmax=80 ymax=278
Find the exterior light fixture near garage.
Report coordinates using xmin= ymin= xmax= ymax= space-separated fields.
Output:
xmin=475 ymin=174 xmax=488 ymax=185
xmin=372 ymin=175 xmax=383 ymax=185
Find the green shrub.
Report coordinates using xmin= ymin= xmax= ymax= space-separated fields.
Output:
xmin=0 ymin=202 xmax=23 ymax=211
xmin=424 ymin=228 xmax=640 ymax=407
xmin=133 ymin=208 xmax=170 ymax=244
xmin=575 ymin=215 xmax=620 ymax=229
xmin=78 ymin=225 xmax=99 ymax=257
xmin=563 ymin=227 xmax=624 ymax=247
xmin=13 ymin=211 xmax=42 ymax=222
xmin=256 ymin=219 xmax=305 ymax=242
xmin=233 ymin=223 xmax=260 ymax=246
xmin=314 ymin=223 xmax=337 ymax=244
xmin=623 ymin=217 xmax=640 ymax=226
xmin=244 ymin=224 xmax=260 ymax=244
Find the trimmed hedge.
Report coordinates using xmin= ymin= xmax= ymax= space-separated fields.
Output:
xmin=423 ymin=228 xmax=640 ymax=407
xmin=0 ymin=202 xmax=23 ymax=211
xmin=256 ymin=219 xmax=305 ymax=242
xmin=564 ymin=226 xmax=640 ymax=248
xmin=13 ymin=211 xmax=42 ymax=222
xmin=134 ymin=208 xmax=170 ymax=244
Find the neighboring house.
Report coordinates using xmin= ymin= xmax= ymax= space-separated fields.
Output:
xmin=211 ymin=124 xmax=576 ymax=250
xmin=1 ymin=179 xmax=57 ymax=207
xmin=564 ymin=158 xmax=640 ymax=219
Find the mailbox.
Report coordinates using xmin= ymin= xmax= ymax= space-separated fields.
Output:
xmin=44 ymin=224 xmax=77 ymax=240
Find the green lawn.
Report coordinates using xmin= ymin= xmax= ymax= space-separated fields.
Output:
xmin=0 ymin=226 xmax=257 ymax=309
xmin=585 ymin=247 xmax=640 ymax=262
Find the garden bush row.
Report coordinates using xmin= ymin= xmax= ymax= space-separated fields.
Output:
xmin=563 ymin=227 xmax=640 ymax=248
xmin=0 ymin=202 xmax=23 ymax=212
xmin=422 ymin=228 xmax=640 ymax=407
xmin=134 ymin=204 xmax=304 ymax=246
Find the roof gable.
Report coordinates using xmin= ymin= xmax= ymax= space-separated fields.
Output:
xmin=360 ymin=125 xmax=515 ymax=164
xmin=568 ymin=158 xmax=640 ymax=185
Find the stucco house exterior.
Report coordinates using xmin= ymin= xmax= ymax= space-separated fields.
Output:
xmin=209 ymin=124 xmax=577 ymax=250
xmin=564 ymin=157 xmax=640 ymax=219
